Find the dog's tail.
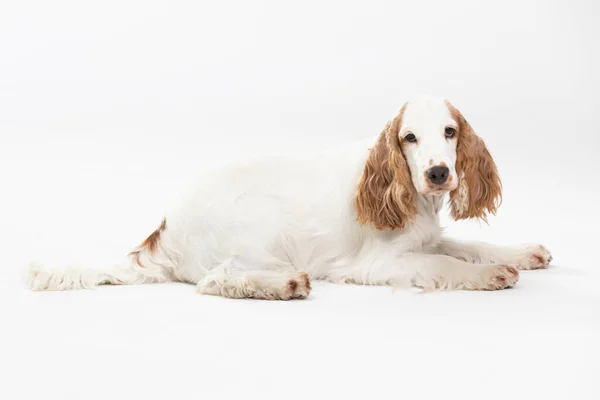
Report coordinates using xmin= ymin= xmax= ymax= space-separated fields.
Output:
xmin=26 ymin=218 xmax=180 ymax=291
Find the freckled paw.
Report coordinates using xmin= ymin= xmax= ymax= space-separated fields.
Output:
xmin=480 ymin=265 xmax=519 ymax=290
xmin=286 ymin=272 xmax=311 ymax=299
xmin=516 ymin=244 xmax=552 ymax=270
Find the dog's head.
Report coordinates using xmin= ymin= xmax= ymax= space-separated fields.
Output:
xmin=355 ymin=97 xmax=502 ymax=230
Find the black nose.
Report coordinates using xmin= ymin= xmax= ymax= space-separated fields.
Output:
xmin=426 ymin=166 xmax=449 ymax=185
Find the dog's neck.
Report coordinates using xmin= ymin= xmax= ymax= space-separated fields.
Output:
xmin=416 ymin=193 xmax=446 ymax=217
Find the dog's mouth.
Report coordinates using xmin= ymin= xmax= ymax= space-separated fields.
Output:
xmin=421 ymin=183 xmax=458 ymax=196
xmin=423 ymin=188 xmax=449 ymax=196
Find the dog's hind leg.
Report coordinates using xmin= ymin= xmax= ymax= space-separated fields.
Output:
xmin=196 ymin=258 xmax=311 ymax=300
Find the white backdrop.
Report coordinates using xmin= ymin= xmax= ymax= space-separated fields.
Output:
xmin=1 ymin=1 xmax=599 ymax=399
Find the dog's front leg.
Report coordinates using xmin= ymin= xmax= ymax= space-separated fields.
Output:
xmin=321 ymin=252 xmax=520 ymax=291
xmin=435 ymin=238 xmax=552 ymax=270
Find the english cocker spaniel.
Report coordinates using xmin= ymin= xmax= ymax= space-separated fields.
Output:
xmin=28 ymin=96 xmax=552 ymax=299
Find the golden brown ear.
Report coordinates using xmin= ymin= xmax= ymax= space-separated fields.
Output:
xmin=354 ymin=110 xmax=417 ymax=230
xmin=447 ymin=103 xmax=502 ymax=221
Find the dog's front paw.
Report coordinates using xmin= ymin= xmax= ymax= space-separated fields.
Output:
xmin=509 ymin=244 xmax=552 ymax=270
xmin=479 ymin=265 xmax=520 ymax=290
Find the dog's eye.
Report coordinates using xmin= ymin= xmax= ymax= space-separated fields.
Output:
xmin=404 ymin=133 xmax=417 ymax=143
xmin=445 ymin=127 xmax=456 ymax=138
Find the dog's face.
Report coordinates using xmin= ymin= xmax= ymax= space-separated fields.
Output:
xmin=355 ymin=96 xmax=502 ymax=230
xmin=399 ymin=98 xmax=459 ymax=196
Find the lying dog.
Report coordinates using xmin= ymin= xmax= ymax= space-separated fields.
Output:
xmin=28 ymin=96 xmax=552 ymax=299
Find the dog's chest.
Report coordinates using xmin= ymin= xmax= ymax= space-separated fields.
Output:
xmin=410 ymin=197 xmax=444 ymax=250
xmin=410 ymin=213 xmax=443 ymax=249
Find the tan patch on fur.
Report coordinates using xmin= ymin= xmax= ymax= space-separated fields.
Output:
xmin=439 ymin=161 xmax=447 ymax=168
xmin=445 ymin=101 xmax=502 ymax=222
xmin=287 ymin=279 xmax=298 ymax=292
xmin=354 ymin=103 xmax=417 ymax=230
xmin=129 ymin=218 xmax=167 ymax=267
xmin=429 ymin=159 xmax=433 ymax=166
xmin=301 ymin=272 xmax=312 ymax=290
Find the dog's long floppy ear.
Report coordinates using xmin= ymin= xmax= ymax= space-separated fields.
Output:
xmin=447 ymin=102 xmax=502 ymax=221
xmin=354 ymin=107 xmax=417 ymax=230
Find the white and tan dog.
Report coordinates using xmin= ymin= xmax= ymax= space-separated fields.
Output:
xmin=28 ymin=96 xmax=552 ymax=299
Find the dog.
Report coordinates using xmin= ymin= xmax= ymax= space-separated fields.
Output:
xmin=27 ymin=96 xmax=552 ymax=299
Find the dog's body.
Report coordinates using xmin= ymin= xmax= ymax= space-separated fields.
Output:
xmin=28 ymin=96 xmax=552 ymax=298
